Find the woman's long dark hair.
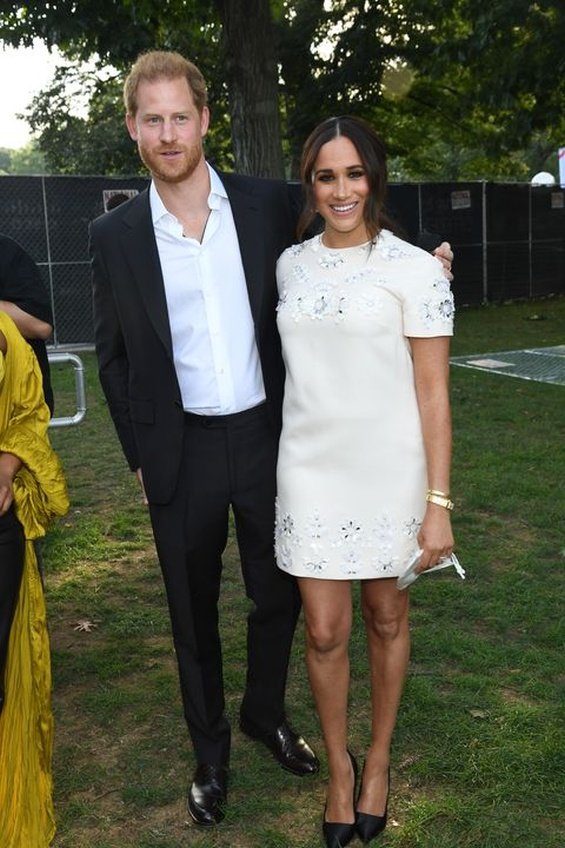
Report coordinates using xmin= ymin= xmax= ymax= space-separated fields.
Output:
xmin=297 ymin=115 xmax=398 ymax=243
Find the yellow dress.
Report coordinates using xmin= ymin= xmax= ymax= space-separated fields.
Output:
xmin=0 ymin=312 xmax=69 ymax=848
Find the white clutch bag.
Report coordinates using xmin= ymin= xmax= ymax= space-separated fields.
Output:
xmin=397 ymin=549 xmax=466 ymax=591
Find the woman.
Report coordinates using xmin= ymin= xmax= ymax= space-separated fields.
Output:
xmin=0 ymin=310 xmax=69 ymax=847
xmin=275 ymin=117 xmax=455 ymax=847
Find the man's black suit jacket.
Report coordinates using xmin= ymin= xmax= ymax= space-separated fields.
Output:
xmin=90 ymin=171 xmax=298 ymax=505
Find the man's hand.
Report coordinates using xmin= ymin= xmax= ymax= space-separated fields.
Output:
xmin=135 ymin=468 xmax=148 ymax=506
xmin=433 ymin=242 xmax=454 ymax=281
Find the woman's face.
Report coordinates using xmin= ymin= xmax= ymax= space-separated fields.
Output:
xmin=312 ymin=135 xmax=370 ymax=248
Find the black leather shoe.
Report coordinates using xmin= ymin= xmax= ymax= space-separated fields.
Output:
xmin=322 ymin=751 xmax=358 ymax=848
xmin=355 ymin=766 xmax=390 ymax=843
xmin=188 ymin=763 xmax=228 ymax=826
xmin=240 ymin=717 xmax=320 ymax=776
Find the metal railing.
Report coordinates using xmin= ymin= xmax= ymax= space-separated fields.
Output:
xmin=48 ymin=352 xmax=87 ymax=428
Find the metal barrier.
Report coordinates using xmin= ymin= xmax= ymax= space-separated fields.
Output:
xmin=48 ymin=352 xmax=87 ymax=428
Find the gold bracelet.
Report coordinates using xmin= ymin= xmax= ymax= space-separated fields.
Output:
xmin=426 ymin=492 xmax=454 ymax=511
xmin=427 ymin=488 xmax=451 ymax=499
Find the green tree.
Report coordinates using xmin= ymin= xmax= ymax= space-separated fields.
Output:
xmin=397 ymin=0 xmax=565 ymax=178
xmin=8 ymin=142 xmax=47 ymax=175
xmin=0 ymin=143 xmax=46 ymax=175
xmin=0 ymin=0 xmax=283 ymax=176
xmin=2 ymin=1 xmax=564 ymax=180
xmin=0 ymin=148 xmax=12 ymax=175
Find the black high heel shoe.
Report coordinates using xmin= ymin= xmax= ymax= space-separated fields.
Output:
xmin=355 ymin=766 xmax=390 ymax=843
xmin=322 ymin=751 xmax=358 ymax=848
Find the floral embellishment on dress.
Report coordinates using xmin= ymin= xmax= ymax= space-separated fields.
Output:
xmin=378 ymin=242 xmax=414 ymax=261
xmin=288 ymin=243 xmax=306 ymax=257
xmin=277 ymin=278 xmax=348 ymax=323
xmin=344 ymin=268 xmax=379 ymax=286
xmin=292 ymin=263 xmax=310 ymax=285
xmin=432 ymin=277 xmax=452 ymax=297
xmin=418 ymin=276 xmax=455 ymax=327
xmin=306 ymin=512 xmax=327 ymax=553
xmin=438 ymin=296 xmax=455 ymax=320
xmin=274 ymin=498 xmax=298 ymax=570
xmin=304 ymin=557 xmax=329 ymax=573
xmin=403 ymin=517 xmax=421 ymax=538
xmin=279 ymin=511 xmax=295 ymax=537
xmin=339 ymin=550 xmax=361 ymax=576
xmin=419 ymin=287 xmax=455 ymax=327
xmin=319 ymin=251 xmax=345 ymax=270
xmin=276 ymin=277 xmax=382 ymax=323
xmin=375 ymin=552 xmax=398 ymax=573
xmin=372 ymin=514 xmax=394 ymax=544
xmin=274 ymin=506 xmax=426 ymax=578
xmin=339 ymin=519 xmax=364 ymax=545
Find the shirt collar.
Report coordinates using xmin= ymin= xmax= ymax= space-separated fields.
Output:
xmin=149 ymin=162 xmax=227 ymax=225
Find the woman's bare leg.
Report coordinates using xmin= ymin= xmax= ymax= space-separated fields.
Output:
xmin=298 ymin=577 xmax=355 ymax=823
xmin=356 ymin=578 xmax=410 ymax=815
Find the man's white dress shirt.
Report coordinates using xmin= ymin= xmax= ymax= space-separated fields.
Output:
xmin=151 ymin=165 xmax=266 ymax=415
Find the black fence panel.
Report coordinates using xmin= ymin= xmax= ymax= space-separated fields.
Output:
xmin=0 ymin=176 xmax=47 ymax=260
xmin=531 ymin=186 xmax=565 ymax=298
xmin=0 ymin=175 xmax=563 ymax=347
xmin=386 ymin=183 xmax=421 ymax=242
xmin=420 ymin=183 xmax=485 ymax=306
xmin=487 ymin=183 xmax=530 ymax=241
xmin=51 ymin=262 xmax=94 ymax=346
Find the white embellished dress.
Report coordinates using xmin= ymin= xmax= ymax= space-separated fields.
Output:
xmin=274 ymin=230 xmax=454 ymax=580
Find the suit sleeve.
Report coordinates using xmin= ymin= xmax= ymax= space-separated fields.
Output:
xmin=89 ymin=221 xmax=139 ymax=471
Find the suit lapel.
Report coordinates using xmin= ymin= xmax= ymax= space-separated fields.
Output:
xmin=119 ymin=190 xmax=174 ymax=357
xmin=115 ymin=178 xmax=267 ymax=358
xmin=222 ymin=176 xmax=266 ymax=328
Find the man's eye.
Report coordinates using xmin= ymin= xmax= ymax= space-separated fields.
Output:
xmin=175 ymin=115 xmax=189 ymax=124
xmin=146 ymin=116 xmax=161 ymax=125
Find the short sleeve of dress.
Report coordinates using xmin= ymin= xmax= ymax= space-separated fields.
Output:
xmin=275 ymin=249 xmax=290 ymax=295
xmin=399 ymin=252 xmax=455 ymax=338
xmin=276 ymin=241 xmax=308 ymax=296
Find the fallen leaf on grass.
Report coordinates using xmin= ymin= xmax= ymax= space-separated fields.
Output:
xmin=469 ymin=708 xmax=489 ymax=719
xmin=73 ymin=619 xmax=100 ymax=632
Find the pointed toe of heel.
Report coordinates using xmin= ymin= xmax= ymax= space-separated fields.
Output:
xmin=355 ymin=766 xmax=390 ymax=843
xmin=355 ymin=809 xmax=387 ymax=843
xmin=323 ymin=819 xmax=357 ymax=848
xmin=322 ymin=751 xmax=358 ymax=847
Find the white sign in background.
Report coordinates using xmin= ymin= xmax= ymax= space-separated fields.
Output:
xmin=559 ymin=147 xmax=565 ymax=187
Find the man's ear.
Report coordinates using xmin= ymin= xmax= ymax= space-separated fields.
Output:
xmin=200 ymin=106 xmax=210 ymax=139
xmin=125 ymin=113 xmax=138 ymax=141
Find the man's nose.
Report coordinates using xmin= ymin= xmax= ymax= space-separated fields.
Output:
xmin=160 ymin=119 xmax=177 ymax=142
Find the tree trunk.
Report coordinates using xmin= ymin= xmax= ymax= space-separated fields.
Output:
xmin=217 ymin=0 xmax=285 ymax=178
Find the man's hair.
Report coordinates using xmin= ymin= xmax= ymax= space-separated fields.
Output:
xmin=124 ymin=50 xmax=208 ymax=116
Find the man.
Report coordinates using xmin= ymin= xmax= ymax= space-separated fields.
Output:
xmin=90 ymin=50 xmax=318 ymax=829
xmin=90 ymin=50 xmax=453 ymax=827
xmin=0 ymin=234 xmax=54 ymax=415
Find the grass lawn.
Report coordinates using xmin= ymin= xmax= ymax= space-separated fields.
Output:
xmin=44 ymin=295 xmax=564 ymax=848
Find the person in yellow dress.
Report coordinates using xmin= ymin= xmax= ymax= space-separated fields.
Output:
xmin=0 ymin=310 xmax=69 ymax=847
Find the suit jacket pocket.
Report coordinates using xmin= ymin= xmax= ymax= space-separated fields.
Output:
xmin=129 ymin=398 xmax=155 ymax=424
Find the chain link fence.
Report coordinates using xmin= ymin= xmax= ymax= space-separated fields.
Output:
xmin=0 ymin=175 xmax=148 ymax=347
xmin=0 ymin=175 xmax=564 ymax=347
